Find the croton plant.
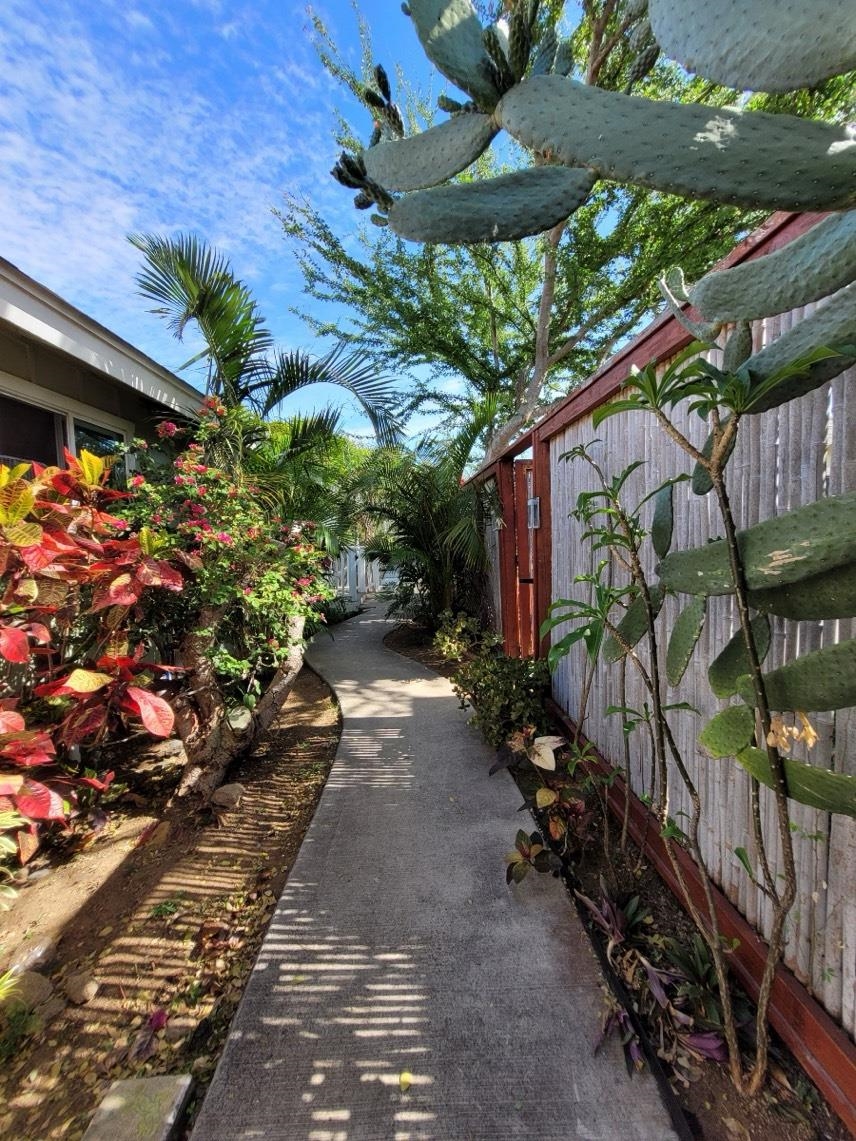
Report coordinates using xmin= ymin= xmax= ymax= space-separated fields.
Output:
xmin=0 ymin=449 xmax=183 ymax=863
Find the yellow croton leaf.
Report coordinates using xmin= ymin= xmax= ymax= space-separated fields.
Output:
xmin=61 ymin=669 xmax=114 ymax=693
xmin=4 ymin=520 xmax=43 ymax=548
xmin=0 ymin=463 xmax=31 ymax=487
xmin=0 ymin=481 xmax=36 ymax=527
xmin=77 ymin=449 xmax=106 ymax=487
xmin=535 ymin=787 xmax=558 ymax=808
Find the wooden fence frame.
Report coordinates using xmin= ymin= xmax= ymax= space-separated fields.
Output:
xmin=470 ymin=211 xmax=856 ymax=1132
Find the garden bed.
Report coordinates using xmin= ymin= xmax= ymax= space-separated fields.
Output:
xmin=386 ymin=624 xmax=851 ymax=1141
xmin=0 ymin=665 xmax=339 ymax=1140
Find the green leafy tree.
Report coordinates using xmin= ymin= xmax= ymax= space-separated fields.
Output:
xmin=342 ymin=408 xmax=498 ymax=626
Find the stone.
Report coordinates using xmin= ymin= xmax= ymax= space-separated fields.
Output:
xmin=209 ymin=783 xmax=245 ymax=811
xmin=1 ymin=971 xmax=52 ymax=1012
xmin=8 ymin=937 xmax=56 ymax=974
xmin=82 ymin=1075 xmax=193 ymax=1141
xmin=64 ymin=972 xmax=100 ymax=1005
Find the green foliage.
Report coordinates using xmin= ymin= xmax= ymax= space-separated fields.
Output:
xmin=125 ymin=406 xmax=334 ymax=702
xmin=708 ymin=616 xmax=771 ymax=698
xmin=452 ymin=648 xmax=551 ymax=749
xmin=732 ymin=747 xmax=856 ymax=820
xmin=344 ymin=424 xmax=493 ymax=628
xmin=130 ymin=233 xmax=401 ymax=445
xmin=432 ymin=610 xmax=493 ymax=661
xmin=665 ymin=597 xmax=706 ymax=687
xmin=0 ymin=1001 xmax=38 ymax=1062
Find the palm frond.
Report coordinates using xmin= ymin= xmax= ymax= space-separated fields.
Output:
xmin=261 ymin=345 xmax=403 ymax=447
xmin=130 ymin=232 xmax=274 ymax=404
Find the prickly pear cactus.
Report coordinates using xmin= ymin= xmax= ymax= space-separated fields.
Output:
xmin=647 ymin=0 xmax=856 ymax=93
xmin=407 ymin=0 xmax=499 ymax=108
xmin=741 ymin=280 xmax=856 ymax=412
xmin=690 ymin=212 xmax=856 ymax=323
xmin=363 ymin=114 xmax=497 ymax=192
xmin=497 ymin=77 xmax=856 ymax=212
xmin=658 ymin=490 xmax=856 ymax=596
xmin=387 ymin=166 xmax=597 ymax=244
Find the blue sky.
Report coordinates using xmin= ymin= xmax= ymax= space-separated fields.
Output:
xmin=0 ymin=0 xmax=436 ymax=432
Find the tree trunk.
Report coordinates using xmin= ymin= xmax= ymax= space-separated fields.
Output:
xmin=172 ymin=615 xmax=306 ymax=802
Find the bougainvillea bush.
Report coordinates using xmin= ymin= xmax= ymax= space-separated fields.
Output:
xmin=0 ymin=450 xmax=183 ymax=865
xmin=123 ymin=401 xmax=335 ymax=797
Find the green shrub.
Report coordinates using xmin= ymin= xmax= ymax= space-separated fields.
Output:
xmin=452 ymin=649 xmax=551 ymax=749
xmin=433 ymin=610 xmax=496 ymax=662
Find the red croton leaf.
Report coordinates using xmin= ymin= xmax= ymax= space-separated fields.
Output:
xmin=135 ymin=557 xmax=184 ymax=592
xmin=58 ymin=702 xmax=109 ymax=747
xmin=78 ymin=770 xmax=115 ymax=792
xmin=0 ymin=775 xmax=24 ymax=797
xmin=0 ymin=729 xmax=56 ymax=767
xmin=24 ymin=622 xmax=52 ymax=645
xmin=123 ymin=687 xmax=175 ymax=737
xmin=15 ymin=778 xmax=66 ymax=822
xmin=0 ymin=710 xmax=25 ymax=733
xmin=90 ymin=572 xmax=143 ymax=611
xmin=0 ymin=624 xmax=30 ymax=663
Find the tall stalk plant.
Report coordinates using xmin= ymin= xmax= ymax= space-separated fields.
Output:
xmin=546 ymin=341 xmax=856 ymax=1093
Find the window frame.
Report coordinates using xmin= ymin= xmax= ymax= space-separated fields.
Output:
xmin=0 ymin=371 xmax=134 ymax=465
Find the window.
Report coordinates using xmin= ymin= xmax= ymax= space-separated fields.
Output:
xmin=0 ymin=392 xmax=65 ymax=467
xmin=0 ymin=378 xmax=133 ymax=473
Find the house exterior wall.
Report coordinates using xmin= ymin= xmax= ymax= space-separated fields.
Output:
xmin=0 ymin=257 xmax=201 ymax=464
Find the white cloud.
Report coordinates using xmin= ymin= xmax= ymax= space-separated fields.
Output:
xmin=0 ymin=0 xmax=352 ymax=373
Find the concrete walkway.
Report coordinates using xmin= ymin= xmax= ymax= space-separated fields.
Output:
xmin=192 ymin=609 xmax=679 ymax=1140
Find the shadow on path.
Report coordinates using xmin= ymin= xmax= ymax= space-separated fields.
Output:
xmin=191 ymin=609 xmax=678 ymax=1140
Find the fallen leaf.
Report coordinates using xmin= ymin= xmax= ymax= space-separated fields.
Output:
xmin=399 ymin=1070 xmax=412 ymax=1092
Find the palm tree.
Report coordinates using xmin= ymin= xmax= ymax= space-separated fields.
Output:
xmin=129 ymin=233 xmax=401 ymax=446
xmin=342 ymin=398 xmax=498 ymax=626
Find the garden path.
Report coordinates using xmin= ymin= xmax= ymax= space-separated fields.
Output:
xmin=191 ymin=607 xmax=679 ymax=1140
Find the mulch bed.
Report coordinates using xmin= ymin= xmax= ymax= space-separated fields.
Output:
xmin=0 ymin=666 xmax=340 ymax=1140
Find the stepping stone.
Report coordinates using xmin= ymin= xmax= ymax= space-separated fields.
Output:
xmin=83 ymin=1075 xmax=193 ymax=1141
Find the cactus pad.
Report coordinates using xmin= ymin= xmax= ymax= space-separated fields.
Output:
xmin=497 ymin=77 xmax=856 ymax=211
xmin=408 ymin=0 xmax=499 ymax=107
xmin=658 ymin=491 xmax=856 ymax=596
xmin=743 ymin=281 xmax=856 ymax=413
xmin=738 ymin=638 xmax=856 ymax=712
xmin=363 ymin=114 xmax=497 ymax=192
xmin=699 ymin=704 xmax=755 ymax=758
xmin=387 ymin=166 xmax=596 ymax=244
xmin=603 ymin=584 xmax=665 ymax=664
xmin=735 ymin=747 xmax=856 ymax=819
xmin=666 ymin=596 xmax=706 ymax=686
xmin=648 ymin=0 xmax=856 ymax=93
xmin=692 ymin=212 xmax=856 ymax=323
xmin=651 ymin=482 xmax=674 ymax=558
xmin=708 ymin=614 xmax=771 ymax=698
xmin=749 ymin=562 xmax=856 ymax=620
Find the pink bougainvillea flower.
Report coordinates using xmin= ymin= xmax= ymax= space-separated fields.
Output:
xmin=156 ymin=421 xmax=178 ymax=438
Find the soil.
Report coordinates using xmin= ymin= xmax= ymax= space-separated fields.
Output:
xmin=386 ymin=623 xmax=852 ymax=1141
xmin=0 ymin=665 xmax=340 ymax=1140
